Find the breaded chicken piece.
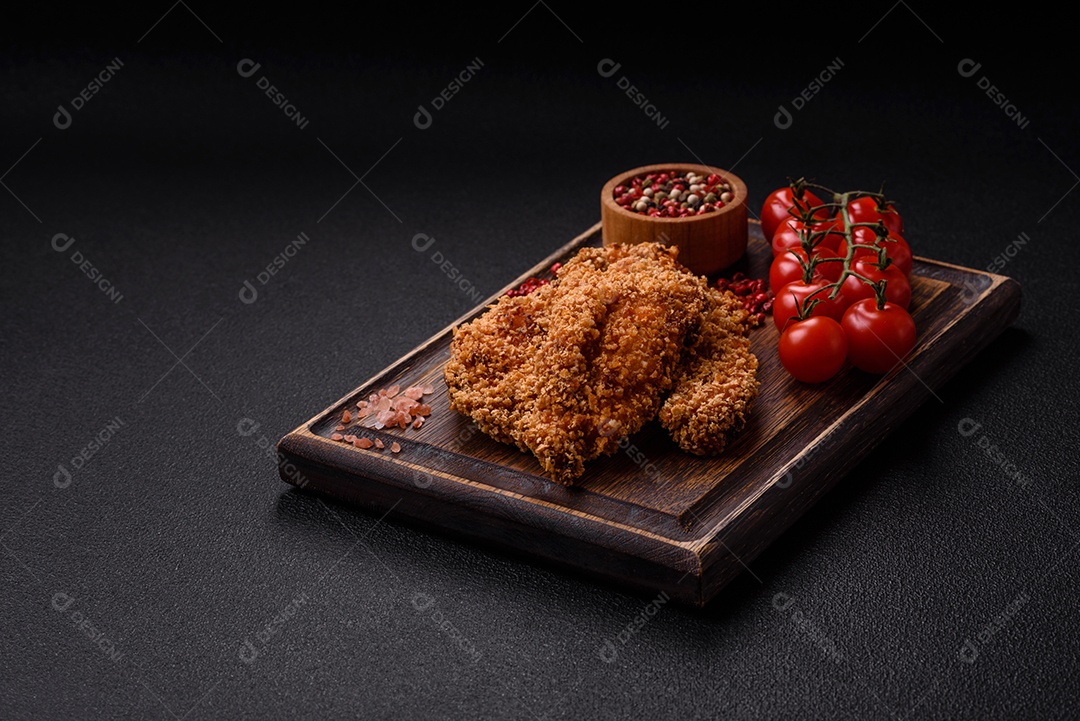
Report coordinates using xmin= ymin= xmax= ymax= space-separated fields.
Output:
xmin=441 ymin=292 xmax=546 ymax=447
xmin=659 ymin=289 xmax=759 ymax=455
xmin=445 ymin=243 xmax=709 ymax=484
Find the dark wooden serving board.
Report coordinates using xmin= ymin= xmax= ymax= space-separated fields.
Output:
xmin=277 ymin=221 xmax=1021 ymax=606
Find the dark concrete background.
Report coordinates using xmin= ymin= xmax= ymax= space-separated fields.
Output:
xmin=3 ymin=5 xmax=1077 ymax=719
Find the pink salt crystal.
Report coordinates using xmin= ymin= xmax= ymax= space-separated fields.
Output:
xmin=421 ymin=385 xmax=434 ymax=395
xmin=404 ymin=386 xmax=425 ymax=400
xmin=390 ymin=442 xmax=401 ymax=453
xmin=415 ymin=404 xmax=432 ymax=416
xmin=354 ymin=437 xmax=373 ymax=449
xmin=412 ymin=417 xmax=424 ymax=430
xmin=331 ymin=433 xmax=343 ymax=441
xmin=374 ymin=438 xmax=385 ymax=449
xmin=387 ymin=384 xmax=400 ymax=397
xmin=394 ymin=397 xmax=418 ymax=412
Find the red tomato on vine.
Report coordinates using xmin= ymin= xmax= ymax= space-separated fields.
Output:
xmin=779 ymin=316 xmax=848 ymax=383
xmin=769 ymin=247 xmax=843 ymax=292
xmin=839 ymin=259 xmax=912 ymax=309
xmin=761 ymin=187 xmax=829 ymax=241
xmin=839 ymin=226 xmax=913 ymax=277
xmin=772 ymin=217 xmax=845 ymax=257
xmin=847 ymin=196 xmax=903 ymax=235
xmin=841 ymin=299 xmax=916 ymax=374
xmin=773 ymin=280 xmax=849 ymax=332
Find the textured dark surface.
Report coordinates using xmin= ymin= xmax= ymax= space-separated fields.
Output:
xmin=3 ymin=7 xmax=1078 ymax=720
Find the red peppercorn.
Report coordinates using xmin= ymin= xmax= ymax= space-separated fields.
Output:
xmin=715 ymin=272 xmax=773 ymax=327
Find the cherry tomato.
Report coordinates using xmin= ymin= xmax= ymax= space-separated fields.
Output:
xmin=838 ymin=226 xmax=913 ymax=277
xmin=841 ymin=299 xmax=917 ymax=374
xmin=761 ymin=187 xmax=829 ymax=241
xmin=770 ymin=247 xmax=842 ymax=293
xmin=773 ymin=280 xmax=849 ymax=332
xmin=771 ymin=217 xmax=845 ymax=257
xmin=839 ymin=259 xmax=911 ymax=309
xmin=847 ymin=196 xmax=903 ymax=235
xmin=779 ymin=316 xmax=848 ymax=383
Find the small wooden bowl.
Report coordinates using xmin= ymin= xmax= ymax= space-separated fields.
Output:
xmin=601 ymin=163 xmax=748 ymax=276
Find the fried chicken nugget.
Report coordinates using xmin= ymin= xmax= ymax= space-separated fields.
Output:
xmin=659 ymin=289 xmax=759 ymax=455
xmin=444 ymin=243 xmax=709 ymax=484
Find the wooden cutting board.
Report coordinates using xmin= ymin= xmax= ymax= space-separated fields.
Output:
xmin=277 ymin=221 xmax=1021 ymax=606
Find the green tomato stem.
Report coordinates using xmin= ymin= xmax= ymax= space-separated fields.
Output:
xmin=781 ymin=184 xmax=895 ymax=308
